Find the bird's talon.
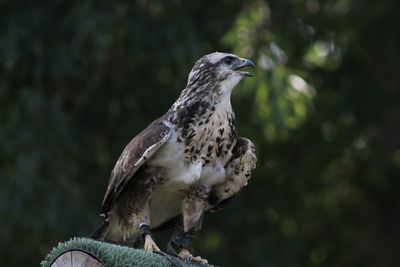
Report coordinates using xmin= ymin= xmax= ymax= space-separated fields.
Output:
xmin=144 ymin=234 xmax=161 ymax=252
xmin=178 ymin=248 xmax=208 ymax=265
xmin=193 ymin=256 xmax=208 ymax=265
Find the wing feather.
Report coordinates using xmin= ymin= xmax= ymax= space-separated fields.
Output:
xmin=101 ymin=119 xmax=171 ymax=215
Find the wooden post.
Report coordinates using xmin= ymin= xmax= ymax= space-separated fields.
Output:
xmin=50 ymin=249 xmax=105 ymax=267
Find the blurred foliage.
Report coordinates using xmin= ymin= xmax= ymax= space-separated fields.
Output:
xmin=1 ymin=0 xmax=400 ymax=266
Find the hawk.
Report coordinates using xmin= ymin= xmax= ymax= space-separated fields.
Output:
xmin=91 ymin=52 xmax=257 ymax=264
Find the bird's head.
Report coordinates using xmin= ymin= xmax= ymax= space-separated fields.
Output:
xmin=187 ymin=52 xmax=255 ymax=93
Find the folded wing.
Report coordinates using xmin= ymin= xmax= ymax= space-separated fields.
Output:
xmin=101 ymin=119 xmax=171 ymax=215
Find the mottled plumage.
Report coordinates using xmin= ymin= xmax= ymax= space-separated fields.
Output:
xmin=92 ymin=52 xmax=257 ymax=264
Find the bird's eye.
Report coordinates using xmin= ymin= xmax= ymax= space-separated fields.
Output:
xmin=223 ymin=56 xmax=236 ymax=65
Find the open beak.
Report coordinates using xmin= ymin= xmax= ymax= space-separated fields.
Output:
xmin=233 ymin=58 xmax=256 ymax=77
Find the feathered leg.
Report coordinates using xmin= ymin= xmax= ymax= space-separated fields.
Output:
xmin=168 ymin=185 xmax=209 ymax=265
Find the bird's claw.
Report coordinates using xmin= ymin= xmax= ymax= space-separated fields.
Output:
xmin=178 ymin=248 xmax=208 ymax=265
xmin=144 ymin=234 xmax=161 ymax=252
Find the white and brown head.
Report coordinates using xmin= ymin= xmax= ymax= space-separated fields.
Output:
xmin=187 ymin=52 xmax=255 ymax=91
xmin=171 ymin=52 xmax=255 ymax=111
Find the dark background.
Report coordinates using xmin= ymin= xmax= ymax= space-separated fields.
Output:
xmin=1 ymin=1 xmax=399 ymax=266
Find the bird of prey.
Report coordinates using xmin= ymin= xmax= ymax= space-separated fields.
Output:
xmin=91 ymin=52 xmax=257 ymax=264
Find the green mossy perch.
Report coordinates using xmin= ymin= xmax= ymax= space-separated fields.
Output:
xmin=41 ymin=237 xmax=214 ymax=267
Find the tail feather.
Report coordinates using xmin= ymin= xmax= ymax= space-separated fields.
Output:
xmin=90 ymin=221 xmax=109 ymax=240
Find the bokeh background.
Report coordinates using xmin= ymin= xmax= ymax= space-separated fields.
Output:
xmin=1 ymin=0 xmax=400 ymax=266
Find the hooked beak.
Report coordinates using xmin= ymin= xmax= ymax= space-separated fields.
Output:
xmin=233 ymin=58 xmax=256 ymax=77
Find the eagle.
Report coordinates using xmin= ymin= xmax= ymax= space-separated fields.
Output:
xmin=91 ymin=52 xmax=257 ymax=264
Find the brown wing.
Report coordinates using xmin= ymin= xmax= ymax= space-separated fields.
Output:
xmin=101 ymin=118 xmax=171 ymax=215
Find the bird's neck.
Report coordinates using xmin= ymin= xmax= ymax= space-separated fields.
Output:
xmin=170 ymin=77 xmax=239 ymax=113
xmin=167 ymin=85 xmax=234 ymax=131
